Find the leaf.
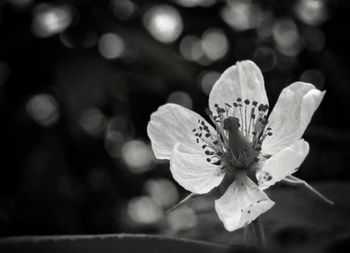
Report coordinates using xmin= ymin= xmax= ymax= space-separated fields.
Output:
xmin=0 ymin=233 xmax=228 ymax=253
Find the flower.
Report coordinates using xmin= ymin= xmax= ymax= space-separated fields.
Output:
xmin=147 ymin=60 xmax=326 ymax=231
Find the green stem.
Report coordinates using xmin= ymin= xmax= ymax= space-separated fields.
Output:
xmin=252 ymin=217 xmax=266 ymax=246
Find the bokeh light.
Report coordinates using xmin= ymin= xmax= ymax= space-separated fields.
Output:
xmin=143 ymin=5 xmax=183 ymax=43
xmin=300 ymin=69 xmax=325 ymax=89
xmin=32 ymin=4 xmax=73 ymax=38
xmin=166 ymin=91 xmax=193 ymax=109
xmin=105 ymin=116 xmax=133 ymax=158
xmin=221 ymin=0 xmax=256 ymax=31
xmin=60 ymin=30 xmax=98 ymax=49
xmin=0 ymin=62 xmax=10 ymax=86
xmin=201 ymin=28 xmax=229 ymax=61
xmin=121 ymin=140 xmax=154 ymax=173
xmin=9 ymin=0 xmax=33 ymax=8
xmin=167 ymin=206 xmax=197 ymax=232
xmin=295 ymin=0 xmax=328 ymax=26
xmin=179 ymin=35 xmax=203 ymax=62
xmin=256 ymin=11 xmax=273 ymax=40
xmin=79 ymin=108 xmax=107 ymax=136
xmin=174 ymin=0 xmax=217 ymax=8
xmin=144 ymin=179 xmax=179 ymax=208
xmin=198 ymin=71 xmax=220 ymax=95
xmin=98 ymin=33 xmax=126 ymax=59
xmin=127 ymin=196 xmax=163 ymax=225
xmin=107 ymin=116 xmax=133 ymax=137
xmin=273 ymin=18 xmax=302 ymax=56
xmin=26 ymin=94 xmax=59 ymax=127
xmin=110 ymin=0 xmax=137 ymax=20
xmin=105 ymin=131 xmax=125 ymax=158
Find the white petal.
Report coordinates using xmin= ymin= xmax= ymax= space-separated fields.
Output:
xmin=209 ymin=60 xmax=268 ymax=110
xmin=257 ymin=139 xmax=309 ymax=190
xmin=215 ymin=174 xmax=274 ymax=232
xmin=170 ymin=143 xmax=224 ymax=194
xmin=262 ymin=82 xmax=325 ymax=155
xmin=147 ymin=103 xmax=215 ymax=159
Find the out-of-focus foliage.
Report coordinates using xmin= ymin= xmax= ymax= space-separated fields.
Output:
xmin=0 ymin=0 xmax=349 ymax=242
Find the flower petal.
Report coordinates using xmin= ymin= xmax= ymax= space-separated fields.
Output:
xmin=262 ymin=82 xmax=325 ymax=155
xmin=209 ymin=60 xmax=268 ymax=110
xmin=257 ymin=139 xmax=309 ymax=190
xmin=215 ymin=174 xmax=274 ymax=232
xmin=147 ymin=103 xmax=215 ymax=159
xmin=170 ymin=143 xmax=224 ymax=194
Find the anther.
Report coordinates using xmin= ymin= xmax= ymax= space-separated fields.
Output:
xmin=217 ymin=108 xmax=225 ymax=114
xmin=237 ymin=98 xmax=242 ymax=102
xmin=244 ymin=99 xmax=250 ymax=105
xmin=212 ymin=160 xmax=221 ymax=165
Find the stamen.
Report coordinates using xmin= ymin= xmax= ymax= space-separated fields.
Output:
xmin=195 ymin=99 xmax=273 ymax=170
xmin=248 ymin=107 xmax=255 ymax=141
xmin=238 ymin=103 xmax=244 ymax=134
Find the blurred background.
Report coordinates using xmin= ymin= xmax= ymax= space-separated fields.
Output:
xmin=0 ymin=0 xmax=350 ymax=248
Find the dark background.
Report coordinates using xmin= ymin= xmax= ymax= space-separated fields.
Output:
xmin=0 ymin=0 xmax=349 ymax=243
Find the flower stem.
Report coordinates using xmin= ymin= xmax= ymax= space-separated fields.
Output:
xmin=166 ymin=193 xmax=197 ymax=214
xmin=252 ymin=217 xmax=266 ymax=246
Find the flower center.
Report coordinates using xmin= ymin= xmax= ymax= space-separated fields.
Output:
xmin=193 ymin=98 xmax=272 ymax=171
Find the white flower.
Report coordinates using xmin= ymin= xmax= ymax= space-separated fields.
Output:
xmin=147 ymin=60 xmax=325 ymax=232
